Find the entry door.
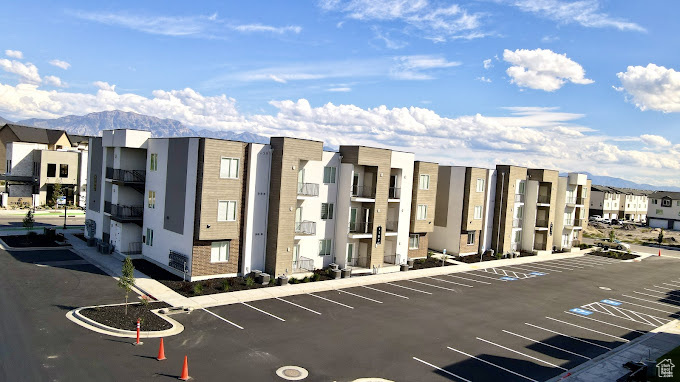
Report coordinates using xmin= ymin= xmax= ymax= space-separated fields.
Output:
xmin=298 ymin=168 xmax=305 ymax=184
xmin=295 ymin=207 xmax=302 ymax=223
xmin=293 ymin=244 xmax=300 ymax=264
xmin=389 ymin=175 xmax=397 ymax=197
xmin=347 ymin=243 xmax=354 ymax=262
xmin=362 ymin=208 xmax=370 ymax=233
xmin=349 ymin=208 xmax=357 ymax=231
xmin=352 ymin=173 xmax=359 ymax=195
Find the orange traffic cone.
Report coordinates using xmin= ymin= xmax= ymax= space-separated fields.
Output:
xmin=157 ymin=338 xmax=166 ymax=361
xmin=179 ymin=355 xmax=190 ymax=380
xmin=659 ymin=249 xmax=662 ymax=257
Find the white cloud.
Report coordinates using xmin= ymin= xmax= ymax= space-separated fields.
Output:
xmin=503 ymin=48 xmax=593 ymax=91
xmin=231 ymin=24 xmax=302 ymax=34
xmin=640 ymin=134 xmax=672 ymax=147
xmin=391 ymin=55 xmax=461 ymax=79
xmin=0 ymin=59 xmax=41 ymax=84
xmin=483 ymin=59 xmax=493 ymax=69
xmin=615 ymin=64 xmax=680 ymax=113
xmin=372 ymin=27 xmax=408 ymax=49
xmin=320 ymin=0 xmax=486 ymax=41
xmin=328 ymin=87 xmax=352 ymax=92
xmin=49 ymin=59 xmax=71 ymax=70
xmin=5 ymin=50 xmax=23 ymax=59
xmin=43 ymin=75 xmax=66 ymax=87
xmin=541 ymin=35 xmax=559 ymax=43
xmin=509 ymin=0 xmax=645 ymax=32
xmin=477 ymin=76 xmax=492 ymax=83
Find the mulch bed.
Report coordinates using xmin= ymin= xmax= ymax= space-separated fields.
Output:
xmin=80 ymin=302 xmax=172 ymax=331
xmin=456 ymin=253 xmax=500 ymax=263
xmin=73 ymin=233 xmax=88 ymax=242
xmin=131 ymin=259 xmax=334 ymax=297
xmin=2 ymin=234 xmax=64 ymax=248
xmin=588 ymin=250 xmax=639 ymax=260
xmin=411 ymin=257 xmax=456 ymax=269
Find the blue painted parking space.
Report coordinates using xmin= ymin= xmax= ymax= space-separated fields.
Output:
xmin=530 ymin=272 xmax=546 ymax=276
xmin=600 ymin=299 xmax=622 ymax=306
xmin=500 ymin=276 xmax=518 ymax=281
xmin=569 ymin=308 xmax=594 ymax=316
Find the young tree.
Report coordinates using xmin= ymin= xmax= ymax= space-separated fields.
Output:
xmin=22 ymin=209 xmax=35 ymax=230
xmin=609 ymin=229 xmax=616 ymax=242
xmin=118 ymin=256 xmax=136 ymax=315
xmin=658 ymin=229 xmax=664 ymax=245
xmin=51 ymin=180 xmax=64 ymax=207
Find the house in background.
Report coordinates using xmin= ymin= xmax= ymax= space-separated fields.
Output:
xmin=589 ymin=185 xmax=650 ymax=222
xmin=647 ymin=191 xmax=680 ymax=230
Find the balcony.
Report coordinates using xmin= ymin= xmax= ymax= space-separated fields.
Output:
xmin=564 ymin=219 xmax=583 ymax=228
xmin=511 ymin=242 xmax=520 ymax=251
xmin=565 ymin=197 xmax=585 ymax=206
xmin=512 ymin=218 xmax=523 ymax=228
xmin=297 ymin=182 xmax=319 ymax=197
xmin=383 ymin=254 xmax=397 ymax=264
xmin=109 ymin=204 xmax=144 ymax=224
xmin=106 ymin=167 xmax=146 ymax=183
xmin=388 ymin=187 xmax=401 ymax=200
xmin=537 ymin=195 xmax=551 ymax=204
xmin=514 ymin=193 xmax=525 ymax=203
xmin=349 ymin=221 xmax=373 ymax=234
xmin=294 ymin=221 xmax=316 ymax=236
xmin=385 ymin=220 xmax=398 ymax=232
xmin=535 ymin=219 xmax=549 ymax=229
xmin=351 ymin=186 xmax=376 ymax=199
xmin=104 ymin=200 xmax=112 ymax=214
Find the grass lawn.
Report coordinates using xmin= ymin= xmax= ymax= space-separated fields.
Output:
xmin=651 ymin=345 xmax=680 ymax=381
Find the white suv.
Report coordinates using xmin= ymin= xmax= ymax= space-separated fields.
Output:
xmin=594 ymin=238 xmax=630 ymax=251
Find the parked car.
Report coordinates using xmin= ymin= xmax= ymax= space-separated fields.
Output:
xmin=611 ymin=219 xmax=622 ymax=226
xmin=601 ymin=218 xmax=611 ymax=225
xmin=594 ymin=238 xmax=630 ymax=251
xmin=590 ymin=215 xmax=603 ymax=222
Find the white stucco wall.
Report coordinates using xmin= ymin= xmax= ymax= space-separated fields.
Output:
xmin=242 ymin=143 xmax=272 ymax=274
xmin=430 ymin=166 xmax=465 ymax=254
xmin=390 ymin=151 xmax=414 ymax=264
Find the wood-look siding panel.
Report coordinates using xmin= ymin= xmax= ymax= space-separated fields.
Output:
xmin=410 ymin=161 xmax=438 ymax=233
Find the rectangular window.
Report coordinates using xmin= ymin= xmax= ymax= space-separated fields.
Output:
xmin=417 ymin=204 xmax=428 ymax=220
xmin=47 ymin=163 xmax=56 ymax=177
xmin=409 ymin=234 xmax=419 ymax=249
xmin=6 ymin=160 xmax=10 ymax=173
xmin=145 ymin=228 xmax=154 ymax=246
xmin=319 ymin=239 xmax=332 ymax=256
xmin=218 ymin=200 xmax=237 ymax=221
xmin=662 ymin=199 xmax=672 ymax=207
xmin=656 ymin=209 xmax=663 ymax=215
xmin=473 ymin=205 xmax=483 ymax=220
xmin=419 ymin=174 xmax=430 ymax=190
xmin=321 ymin=203 xmax=334 ymax=220
xmin=653 ymin=199 xmax=658 ymax=205
xmin=514 ymin=230 xmax=522 ymax=243
xmin=467 ymin=231 xmax=475 ymax=245
xmin=323 ymin=167 xmax=336 ymax=184
xmin=476 ymin=178 xmax=485 ymax=192
xmin=148 ymin=190 xmax=156 ymax=208
xmin=60 ymin=164 xmax=68 ymax=178
xmin=150 ymin=153 xmax=158 ymax=171
xmin=582 ymin=188 xmax=588 ymax=198
xmin=518 ymin=181 xmax=526 ymax=194
xmin=220 ymin=157 xmax=239 ymax=179
xmin=516 ymin=205 xmax=524 ymax=219
xmin=210 ymin=241 xmax=230 ymax=262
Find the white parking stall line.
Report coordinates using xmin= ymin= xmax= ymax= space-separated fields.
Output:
xmin=652 ymin=285 xmax=680 ymax=293
xmin=338 ymin=289 xmax=383 ymax=304
xmin=615 ymin=298 xmax=678 ymax=316
xmin=241 ymin=302 xmax=286 ymax=322
xmin=544 ymin=260 xmax=586 ymax=269
xmin=579 ymin=256 xmax=618 ymax=264
xmin=582 ymin=303 xmax=656 ymax=327
xmin=386 ymin=282 xmax=433 ymax=295
xmin=552 ymin=258 xmax=603 ymax=267
xmin=361 ymin=285 xmax=409 ymax=299
xmin=412 ymin=357 xmax=472 ymax=382
xmin=442 ymin=274 xmax=492 ymax=285
xmin=465 ymin=271 xmax=511 ymax=280
xmin=502 ymin=330 xmax=591 ymax=360
xmin=406 ymin=279 xmax=461 ymax=292
xmin=537 ymin=262 xmax=583 ymax=270
xmin=620 ymin=295 xmax=680 ymax=310
xmin=505 ymin=265 xmax=560 ymax=273
xmin=663 ymin=282 xmax=680 ymax=288
xmin=546 ymin=317 xmax=629 ymax=342
xmin=308 ymin=293 xmax=354 ymax=309
xmin=275 ymin=297 xmax=322 ymax=315
xmin=201 ymin=308 xmax=245 ymax=330
xmin=634 ymin=291 xmax=680 ymax=304
xmin=477 ymin=337 xmax=568 ymax=370
xmin=645 ymin=287 xmax=680 ymax=297
xmin=564 ymin=311 xmax=646 ymax=335
xmin=447 ymin=346 xmax=539 ymax=382
xmin=517 ymin=263 xmax=569 ymax=272
xmin=525 ymin=323 xmax=613 ymax=350
xmin=426 ymin=276 xmax=474 ymax=288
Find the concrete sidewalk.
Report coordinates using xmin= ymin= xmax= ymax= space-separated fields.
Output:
xmin=548 ymin=320 xmax=680 ymax=382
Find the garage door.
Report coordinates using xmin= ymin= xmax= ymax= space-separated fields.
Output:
xmin=650 ymin=218 xmax=669 ymax=229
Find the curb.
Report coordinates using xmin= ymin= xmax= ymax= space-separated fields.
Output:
xmin=66 ymin=302 xmax=184 ymax=338
xmin=0 ymin=237 xmax=72 ymax=251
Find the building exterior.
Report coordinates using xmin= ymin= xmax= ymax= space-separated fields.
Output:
xmin=553 ymin=173 xmax=591 ymax=250
xmin=408 ymin=161 xmax=438 ymax=258
xmin=647 ymin=191 xmax=680 ymax=230
xmin=588 ymin=185 xmax=620 ymax=219
xmin=522 ymin=169 xmax=560 ymax=255
xmin=589 ymin=185 xmax=650 ymax=222
xmin=492 ymin=165 xmax=528 ymax=255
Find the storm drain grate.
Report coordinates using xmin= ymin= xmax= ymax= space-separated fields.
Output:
xmin=276 ymin=366 xmax=308 ymax=380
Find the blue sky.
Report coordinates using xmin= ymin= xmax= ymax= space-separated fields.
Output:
xmin=1 ymin=1 xmax=680 ymax=186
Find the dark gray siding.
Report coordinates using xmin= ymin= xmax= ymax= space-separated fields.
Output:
xmin=88 ymin=137 xmax=103 ymax=212
xmin=163 ymin=138 xmax=189 ymax=234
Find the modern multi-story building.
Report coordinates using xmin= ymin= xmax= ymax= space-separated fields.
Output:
xmin=589 ymin=185 xmax=650 ymax=222
xmin=408 ymin=161 xmax=438 ymax=258
xmin=553 ymin=173 xmax=591 ymax=250
xmin=647 ymin=191 xmax=680 ymax=230
xmin=430 ymin=166 xmax=495 ymax=256
xmin=588 ymin=185 xmax=621 ymax=219
xmin=491 ymin=165 xmax=528 ymax=255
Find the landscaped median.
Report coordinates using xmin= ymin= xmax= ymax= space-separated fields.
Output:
xmin=66 ymin=301 xmax=185 ymax=338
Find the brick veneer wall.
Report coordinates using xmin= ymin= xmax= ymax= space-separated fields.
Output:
xmin=407 ymin=233 xmax=429 ymax=258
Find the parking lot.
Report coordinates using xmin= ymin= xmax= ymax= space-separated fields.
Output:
xmin=4 ymin=247 xmax=680 ymax=381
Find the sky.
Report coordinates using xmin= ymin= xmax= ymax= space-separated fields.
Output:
xmin=1 ymin=1 xmax=680 ymax=186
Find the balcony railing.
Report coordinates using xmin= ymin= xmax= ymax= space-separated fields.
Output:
xmin=536 ymin=219 xmax=549 ymax=228
xmin=347 ymin=256 xmax=368 ymax=268
xmin=537 ymin=195 xmax=551 ymax=204
xmin=388 ymin=187 xmax=401 ymax=199
xmin=349 ymin=221 xmax=373 ymax=234
xmin=514 ymin=193 xmax=525 ymax=203
xmin=351 ymin=186 xmax=376 ymax=199
xmin=564 ymin=218 xmax=583 ymax=227
xmin=512 ymin=218 xmax=523 ymax=228
xmin=565 ymin=196 xmax=585 ymax=205
xmin=383 ymin=254 xmax=397 ymax=264
xmin=106 ymin=167 xmax=146 ymax=183
xmin=511 ymin=242 xmax=520 ymax=251
xmin=385 ymin=220 xmax=398 ymax=232
xmin=104 ymin=201 xmax=112 ymax=214
xmin=110 ymin=204 xmax=144 ymax=221
xmin=297 ymin=182 xmax=319 ymax=197
xmin=294 ymin=221 xmax=316 ymax=235
xmin=292 ymin=256 xmax=314 ymax=272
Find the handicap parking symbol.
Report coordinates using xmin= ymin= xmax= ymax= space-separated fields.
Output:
xmin=600 ymin=299 xmax=622 ymax=306
xmin=529 ymin=272 xmax=546 ymax=276
xmin=500 ymin=276 xmax=518 ymax=281
xmin=570 ymin=308 xmax=594 ymax=316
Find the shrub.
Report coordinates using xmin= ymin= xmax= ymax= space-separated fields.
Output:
xmin=289 ymin=277 xmax=299 ymax=284
xmin=193 ymin=283 xmax=204 ymax=295
xmin=312 ymin=273 xmax=321 ymax=282
xmin=302 ymin=276 xmax=309 ymax=283
xmin=658 ymin=230 xmax=664 ymax=244
xmin=222 ymin=280 xmax=230 ymax=292
xmin=495 ymin=252 xmax=502 ymax=260
xmin=245 ymin=277 xmax=255 ymax=287
xmin=23 ymin=209 xmax=35 ymax=230
xmin=426 ymin=251 xmax=433 ymax=259
xmin=269 ymin=278 xmax=276 ymax=286
xmin=140 ymin=295 xmax=150 ymax=306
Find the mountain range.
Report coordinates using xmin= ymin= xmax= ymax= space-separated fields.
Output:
xmin=0 ymin=110 xmax=677 ymax=191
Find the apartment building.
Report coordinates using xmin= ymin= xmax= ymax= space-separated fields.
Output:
xmin=589 ymin=185 xmax=650 ymax=222
xmin=430 ymin=166 xmax=496 ymax=256
xmin=588 ymin=185 xmax=621 ymax=219
xmin=408 ymin=161 xmax=438 ymax=258
xmin=491 ymin=165 xmax=528 ymax=255
xmin=522 ymin=169 xmax=560 ymax=255
xmin=553 ymin=173 xmax=591 ymax=250
xmin=647 ymin=191 xmax=680 ymax=230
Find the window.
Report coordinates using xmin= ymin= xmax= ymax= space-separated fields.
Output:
xmin=60 ymin=164 xmax=68 ymax=178
xmin=467 ymin=231 xmax=475 ymax=245
xmin=474 ymin=206 xmax=483 ymax=220
xmin=516 ymin=205 xmax=524 ymax=219
xmin=210 ymin=241 xmax=230 ymax=262
xmin=476 ymin=178 xmax=485 ymax=192
xmin=677 ymin=201 xmax=680 ymax=207
xmin=148 ymin=191 xmax=156 ymax=208
xmin=5 ymin=160 xmax=10 ymax=173
xmin=145 ymin=228 xmax=154 ymax=246
xmin=220 ymin=157 xmax=239 ymax=179
xmin=321 ymin=203 xmax=334 ymax=220
xmin=323 ymin=167 xmax=336 ymax=184
xmin=652 ymin=199 xmax=658 ymax=205
xmin=517 ymin=180 xmax=526 ymax=194
xmin=150 ymin=153 xmax=158 ymax=171
xmin=582 ymin=188 xmax=588 ymax=198
xmin=33 ymin=162 xmax=39 ymax=176
xmin=656 ymin=209 xmax=663 ymax=215
xmin=419 ymin=174 xmax=430 ymax=190
xmin=417 ymin=204 xmax=428 ymax=220
xmin=409 ymin=234 xmax=419 ymax=249
xmin=47 ymin=163 xmax=56 ymax=177
xmin=662 ymin=199 xmax=672 ymax=207
xmin=218 ymin=200 xmax=237 ymax=221
xmin=319 ymin=239 xmax=332 ymax=256
xmin=513 ymin=230 xmax=522 ymax=243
